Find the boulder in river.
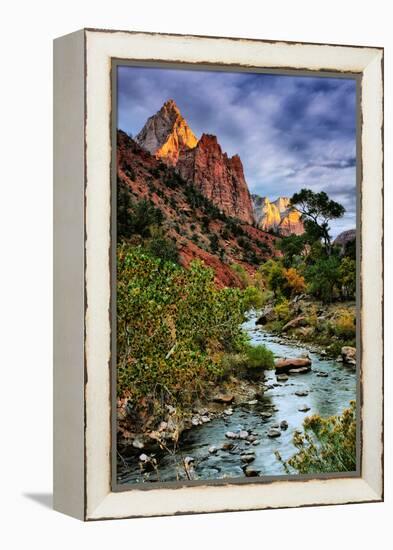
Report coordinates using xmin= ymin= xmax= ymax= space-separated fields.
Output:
xmin=280 ymin=420 xmax=289 ymax=430
xmin=225 ymin=431 xmax=239 ymax=439
xmin=243 ymin=466 xmax=260 ymax=477
xmin=208 ymin=445 xmax=218 ymax=454
xmin=288 ymin=366 xmax=311 ymax=374
xmin=341 ymin=346 xmax=356 ymax=365
xmin=317 ymin=372 xmax=329 ymax=377
xmin=240 ymin=452 xmax=256 ymax=463
xmin=255 ymin=306 xmax=276 ymax=326
xmin=298 ymin=404 xmax=311 ymax=412
xmin=295 ymin=390 xmax=309 ymax=397
xmin=275 ymin=357 xmax=312 ymax=374
xmin=267 ymin=428 xmax=281 ymax=438
xmin=260 ymin=411 xmax=273 ymax=420
xmin=276 ymin=374 xmax=289 ymax=382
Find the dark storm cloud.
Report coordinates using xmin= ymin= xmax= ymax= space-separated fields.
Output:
xmin=117 ymin=66 xmax=357 ymax=237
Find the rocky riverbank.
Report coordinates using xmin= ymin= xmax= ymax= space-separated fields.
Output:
xmin=255 ymin=294 xmax=356 ymax=360
xmin=117 ymin=309 xmax=357 ymax=484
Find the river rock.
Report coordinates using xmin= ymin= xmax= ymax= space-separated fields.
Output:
xmin=276 ymin=374 xmax=289 ymax=382
xmin=341 ymin=346 xmax=356 ymax=365
xmin=132 ymin=437 xmax=144 ymax=450
xmin=252 ymin=440 xmax=261 ymax=446
xmin=239 ymin=430 xmax=249 ymax=439
xmin=208 ymin=445 xmax=218 ymax=454
xmin=247 ymin=399 xmax=258 ymax=405
xmin=191 ymin=416 xmax=201 ymax=426
xmin=295 ymin=390 xmax=309 ymax=397
xmin=184 ymin=456 xmax=195 ymax=466
xmin=271 ymin=423 xmax=280 ymax=429
xmin=281 ymin=316 xmax=307 ymax=332
xmin=275 ymin=357 xmax=312 ymax=374
xmin=243 ymin=466 xmax=260 ymax=477
xmin=267 ymin=428 xmax=281 ymax=438
xmin=280 ymin=420 xmax=289 ymax=430
xmin=165 ymin=404 xmax=176 ymax=415
xmin=298 ymin=404 xmax=311 ymax=412
xmin=255 ymin=306 xmax=276 ymax=325
xmin=288 ymin=366 xmax=311 ymax=374
xmin=138 ymin=453 xmax=149 ymax=462
xmin=317 ymin=372 xmax=329 ymax=377
xmin=213 ymin=394 xmax=235 ymax=404
xmin=224 ymin=408 xmax=233 ymax=416
xmin=247 ymin=434 xmax=257 ymax=442
xmin=261 ymin=412 xmax=273 ymax=420
xmin=225 ymin=431 xmax=239 ymax=439
xmin=222 ymin=442 xmax=235 ymax=451
xmin=240 ymin=452 xmax=256 ymax=463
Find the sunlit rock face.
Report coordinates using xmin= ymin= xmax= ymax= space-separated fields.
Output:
xmin=177 ymin=134 xmax=255 ymax=224
xmin=252 ymin=195 xmax=304 ymax=236
xmin=278 ymin=209 xmax=304 ymax=236
xmin=136 ymin=100 xmax=255 ymax=224
xmin=135 ymin=99 xmax=198 ymax=166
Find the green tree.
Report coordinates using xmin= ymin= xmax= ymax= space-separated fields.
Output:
xmin=305 ymin=256 xmax=340 ymax=303
xmin=290 ymin=189 xmax=345 ymax=254
xmin=278 ymin=234 xmax=305 ymax=267
xmin=338 ymin=257 xmax=356 ymax=299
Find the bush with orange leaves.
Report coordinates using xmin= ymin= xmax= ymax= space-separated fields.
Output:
xmin=282 ymin=267 xmax=306 ymax=297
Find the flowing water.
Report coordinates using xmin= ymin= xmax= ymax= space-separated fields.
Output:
xmin=119 ymin=311 xmax=357 ymax=484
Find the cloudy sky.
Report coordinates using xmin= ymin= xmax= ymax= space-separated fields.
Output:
xmin=118 ymin=65 xmax=357 ymax=237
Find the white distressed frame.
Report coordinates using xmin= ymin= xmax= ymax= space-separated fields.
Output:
xmin=54 ymin=29 xmax=383 ymax=521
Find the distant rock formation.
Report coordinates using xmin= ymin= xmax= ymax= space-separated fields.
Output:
xmin=252 ymin=195 xmax=304 ymax=236
xmin=333 ymin=229 xmax=356 ymax=247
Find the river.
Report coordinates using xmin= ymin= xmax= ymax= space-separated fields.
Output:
xmin=118 ymin=310 xmax=357 ymax=484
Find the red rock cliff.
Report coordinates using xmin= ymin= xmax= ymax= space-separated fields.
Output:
xmin=177 ymin=134 xmax=255 ymax=224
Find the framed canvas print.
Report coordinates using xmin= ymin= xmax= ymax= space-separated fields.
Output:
xmin=53 ymin=29 xmax=384 ymax=521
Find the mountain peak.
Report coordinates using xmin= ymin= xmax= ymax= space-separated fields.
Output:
xmin=136 ymin=99 xmax=198 ymax=165
xmin=161 ymin=98 xmax=180 ymax=113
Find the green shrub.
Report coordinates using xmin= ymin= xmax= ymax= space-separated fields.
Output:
xmin=333 ymin=310 xmax=356 ymax=340
xmin=242 ymin=286 xmax=268 ymax=310
xmin=277 ymin=401 xmax=356 ymax=474
xmin=246 ymin=344 xmax=274 ymax=369
xmin=273 ymin=299 xmax=291 ymax=323
xmin=117 ymin=244 xmax=246 ymax=405
xmin=146 ymin=235 xmax=179 ymax=263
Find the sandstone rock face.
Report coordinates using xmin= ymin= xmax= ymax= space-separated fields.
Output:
xmin=135 ymin=99 xmax=198 ymax=166
xmin=252 ymin=194 xmax=304 ymax=236
xmin=177 ymin=134 xmax=255 ymax=224
xmin=278 ymin=209 xmax=304 ymax=236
